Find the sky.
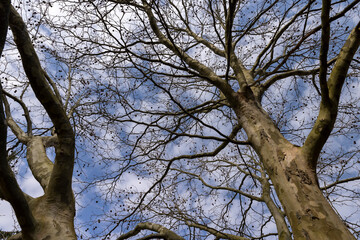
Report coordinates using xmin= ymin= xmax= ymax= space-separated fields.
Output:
xmin=1 ymin=0 xmax=360 ymax=239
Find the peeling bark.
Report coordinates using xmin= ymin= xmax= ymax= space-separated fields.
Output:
xmin=231 ymin=92 xmax=355 ymax=239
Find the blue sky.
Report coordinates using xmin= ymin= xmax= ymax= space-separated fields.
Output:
xmin=1 ymin=0 xmax=360 ymax=239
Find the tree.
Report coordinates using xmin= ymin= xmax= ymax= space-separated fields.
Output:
xmin=1 ymin=0 xmax=360 ymax=239
xmin=45 ymin=0 xmax=359 ymax=239
xmin=0 ymin=4 xmax=76 ymax=240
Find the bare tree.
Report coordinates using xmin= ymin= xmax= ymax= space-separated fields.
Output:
xmin=42 ymin=0 xmax=360 ymax=239
xmin=2 ymin=0 xmax=360 ymax=239
xmin=0 ymin=4 xmax=76 ymax=239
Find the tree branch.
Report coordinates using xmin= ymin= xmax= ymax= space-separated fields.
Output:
xmin=0 ymin=2 xmax=36 ymax=236
xmin=303 ymin=21 xmax=360 ymax=167
xmin=258 ymin=0 xmax=360 ymax=79
xmin=321 ymin=176 xmax=360 ymax=190
xmin=318 ymin=0 xmax=331 ymax=103
xmin=26 ymin=136 xmax=54 ymax=191
xmin=251 ymin=0 xmax=313 ymax=73
xmin=2 ymin=93 xmax=30 ymax=143
xmin=172 ymin=168 xmax=263 ymax=201
xmin=3 ymin=89 xmax=32 ymax=136
xmin=0 ymin=0 xmax=10 ymax=54
xmin=9 ymin=5 xmax=75 ymax=203
xmin=141 ymin=0 xmax=235 ymax=98
xmin=117 ymin=222 xmax=185 ymax=240
xmin=185 ymin=221 xmax=251 ymax=240
xmin=260 ymin=170 xmax=291 ymax=240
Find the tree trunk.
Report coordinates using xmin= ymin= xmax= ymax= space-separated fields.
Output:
xmin=7 ymin=137 xmax=77 ymax=240
xmin=9 ymin=197 xmax=77 ymax=240
xmin=231 ymin=92 xmax=355 ymax=240
xmin=26 ymin=196 xmax=76 ymax=240
xmin=9 ymin=199 xmax=76 ymax=240
xmin=6 ymin=5 xmax=77 ymax=239
xmin=268 ymin=147 xmax=355 ymax=240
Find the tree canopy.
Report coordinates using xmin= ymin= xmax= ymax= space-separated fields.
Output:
xmin=1 ymin=0 xmax=360 ymax=239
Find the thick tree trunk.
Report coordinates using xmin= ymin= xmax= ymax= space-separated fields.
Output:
xmin=8 ymin=137 xmax=77 ymax=240
xmin=6 ymin=5 xmax=77 ymax=239
xmin=231 ymin=92 xmax=355 ymax=240
xmin=267 ymin=147 xmax=355 ymax=240
xmin=9 ymin=197 xmax=77 ymax=240
xmin=27 ymin=197 xmax=76 ymax=240
xmin=9 ymin=203 xmax=76 ymax=240
xmin=276 ymin=167 xmax=353 ymax=239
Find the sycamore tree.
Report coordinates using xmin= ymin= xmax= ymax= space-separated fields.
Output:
xmin=43 ymin=0 xmax=360 ymax=239
xmin=1 ymin=0 xmax=360 ymax=240
xmin=0 ymin=2 xmax=76 ymax=239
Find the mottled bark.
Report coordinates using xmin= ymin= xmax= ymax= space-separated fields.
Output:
xmin=230 ymin=92 xmax=355 ymax=239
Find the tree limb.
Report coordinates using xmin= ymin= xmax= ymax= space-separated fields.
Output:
xmin=186 ymin=221 xmax=251 ymax=240
xmin=141 ymin=0 xmax=235 ymax=98
xmin=0 ymin=2 xmax=36 ymax=237
xmin=0 ymin=0 xmax=10 ymax=54
xmin=2 ymin=93 xmax=30 ymax=143
xmin=9 ymin=5 xmax=75 ymax=203
xmin=303 ymin=21 xmax=360 ymax=168
xmin=318 ymin=0 xmax=331 ymax=103
xmin=3 ymin=89 xmax=32 ymax=137
xmin=321 ymin=176 xmax=360 ymax=190
xmin=117 ymin=222 xmax=185 ymax=240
